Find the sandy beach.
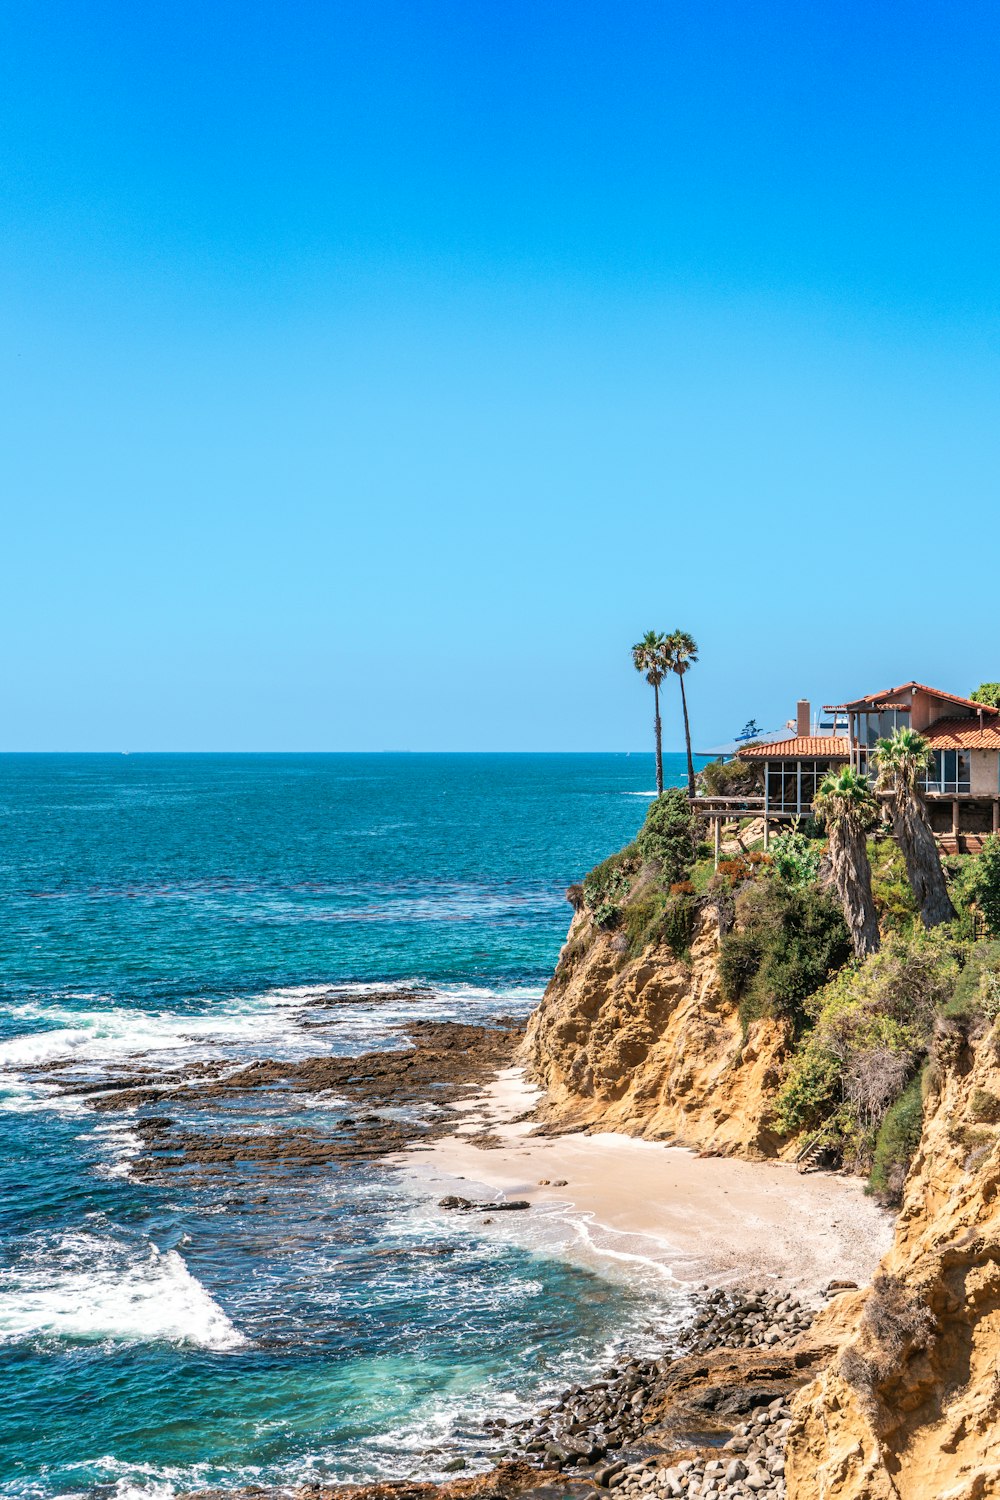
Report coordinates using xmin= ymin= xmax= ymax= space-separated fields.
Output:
xmin=399 ymin=1067 xmax=894 ymax=1300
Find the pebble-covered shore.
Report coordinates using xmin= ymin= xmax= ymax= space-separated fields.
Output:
xmin=476 ymin=1283 xmax=853 ymax=1500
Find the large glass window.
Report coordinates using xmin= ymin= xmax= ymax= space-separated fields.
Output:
xmin=923 ymin=750 xmax=970 ymax=794
xmin=766 ymin=760 xmax=835 ymax=813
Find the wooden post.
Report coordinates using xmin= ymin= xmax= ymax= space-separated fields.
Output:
xmin=763 ymin=759 xmax=770 ymax=851
xmin=714 ymin=815 xmax=721 ymax=870
xmin=993 ymin=800 xmax=999 ymax=835
xmin=953 ymin=800 xmax=961 ymax=841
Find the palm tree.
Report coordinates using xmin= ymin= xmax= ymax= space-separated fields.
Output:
xmin=666 ymin=629 xmax=699 ymax=797
xmin=814 ymin=767 xmax=881 ymax=958
xmin=632 ymin=630 xmax=668 ymax=794
xmin=874 ymin=727 xmax=955 ymax=928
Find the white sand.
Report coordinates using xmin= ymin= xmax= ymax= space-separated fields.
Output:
xmin=395 ymin=1068 xmax=894 ymax=1302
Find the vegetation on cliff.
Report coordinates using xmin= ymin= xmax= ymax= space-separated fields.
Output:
xmin=561 ymin=782 xmax=1000 ymax=1208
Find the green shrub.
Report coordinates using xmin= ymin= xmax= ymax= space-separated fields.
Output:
xmin=942 ymin=941 xmax=1000 ymax=1024
xmin=659 ymin=894 xmax=697 ymax=958
xmin=624 ymin=891 xmax=697 ymax=959
xmin=776 ymin=930 xmax=960 ymax=1167
xmin=622 ymin=891 xmax=666 ymax=954
xmin=635 ymin=788 xmax=698 ymax=887
xmin=869 ymin=837 xmax=919 ymax=932
xmin=769 ymin=828 xmax=824 ymax=888
xmin=869 ymin=1073 xmax=924 ymax=1204
xmin=775 ymin=1046 xmax=842 ymax=1135
xmin=971 ymin=682 xmax=1000 ymax=709
xmin=973 ymin=836 xmax=1000 ymax=939
xmin=582 ymin=845 xmax=638 ymax=928
xmin=969 ymin=1087 xmax=1000 ymax=1124
xmin=718 ymin=881 xmax=851 ymax=1032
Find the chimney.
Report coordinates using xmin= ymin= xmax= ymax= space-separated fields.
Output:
xmin=796 ymin=699 xmax=811 ymax=738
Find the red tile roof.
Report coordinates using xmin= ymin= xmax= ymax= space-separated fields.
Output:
xmin=923 ymin=718 xmax=1000 ymax=750
xmin=738 ymin=736 xmax=850 ymax=760
xmin=823 ymin=683 xmax=998 ymax=715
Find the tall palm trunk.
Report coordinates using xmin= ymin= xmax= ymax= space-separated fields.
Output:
xmin=653 ymin=681 xmax=663 ymax=795
xmin=828 ymin=822 xmax=880 ymax=957
xmin=892 ymin=790 xmax=955 ymax=928
xmin=678 ymin=672 xmax=696 ymax=797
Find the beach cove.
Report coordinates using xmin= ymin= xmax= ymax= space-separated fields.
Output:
xmin=400 ymin=1068 xmax=893 ymax=1298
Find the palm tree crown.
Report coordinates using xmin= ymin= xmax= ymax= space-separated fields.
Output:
xmin=631 ymin=630 xmax=668 ymax=687
xmin=815 ymin=767 xmax=879 ymax=831
xmin=874 ymin=726 xmax=933 ymax=797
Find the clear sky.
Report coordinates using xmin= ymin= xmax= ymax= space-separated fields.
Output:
xmin=3 ymin=1 xmax=999 ymax=751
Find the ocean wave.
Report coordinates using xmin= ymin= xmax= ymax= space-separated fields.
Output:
xmin=0 ymin=1234 xmax=245 ymax=1351
xmin=0 ymin=979 xmax=544 ymax=1073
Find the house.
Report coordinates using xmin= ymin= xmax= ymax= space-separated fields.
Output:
xmin=734 ymin=682 xmax=1000 ymax=852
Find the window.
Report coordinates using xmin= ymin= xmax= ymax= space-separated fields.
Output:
xmin=765 ymin=760 xmax=834 ymax=814
xmin=924 ymin=750 xmax=970 ymax=794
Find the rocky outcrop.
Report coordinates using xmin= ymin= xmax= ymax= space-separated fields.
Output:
xmin=786 ymin=1018 xmax=1000 ymax=1500
xmin=520 ymin=906 xmax=789 ymax=1158
xmin=522 ymin=895 xmax=1000 ymax=1496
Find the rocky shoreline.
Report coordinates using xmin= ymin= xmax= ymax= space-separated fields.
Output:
xmin=25 ymin=1012 xmax=525 ymax=1180
xmin=182 ymin=1282 xmax=854 ymax=1500
xmin=482 ymin=1284 xmax=834 ymax=1500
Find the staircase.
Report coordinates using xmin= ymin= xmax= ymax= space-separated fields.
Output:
xmin=794 ymin=1132 xmax=826 ymax=1174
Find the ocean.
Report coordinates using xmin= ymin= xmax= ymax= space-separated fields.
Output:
xmin=0 ymin=753 xmax=697 ymax=1499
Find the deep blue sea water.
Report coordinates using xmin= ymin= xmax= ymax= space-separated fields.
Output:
xmin=0 ymin=753 xmax=697 ymax=1499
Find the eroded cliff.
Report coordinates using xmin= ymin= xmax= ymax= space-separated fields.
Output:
xmin=785 ymin=1017 xmax=1000 ymax=1500
xmin=521 ymin=905 xmax=790 ymax=1158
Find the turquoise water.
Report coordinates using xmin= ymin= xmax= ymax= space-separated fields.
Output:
xmin=0 ymin=753 xmax=696 ymax=1498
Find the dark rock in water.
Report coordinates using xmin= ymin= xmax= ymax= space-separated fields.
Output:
xmin=439 ymin=1196 xmax=529 ymax=1213
xmin=441 ymin=1459 xmax=467 ymax=1472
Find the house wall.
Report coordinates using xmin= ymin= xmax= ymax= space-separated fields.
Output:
xmin=910 ymin=689 xmax=975 ymax=732
xmin=971 ymin=750 xmax=1000 ymax=797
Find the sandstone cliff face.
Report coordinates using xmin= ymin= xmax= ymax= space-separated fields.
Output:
xmin=521 ymin=907 xmax=789 ymax=1158
xmin=786 ymin=1019 xmax=1000 ymax=1500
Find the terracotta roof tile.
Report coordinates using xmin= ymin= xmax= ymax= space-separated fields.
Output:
xmin=738 ymin=737 xmax=850 ymax=760
xmin=824 ymin=683 xmax=998 ymax=715
xmin=923 ymin=718 xmax=1000 ymax=750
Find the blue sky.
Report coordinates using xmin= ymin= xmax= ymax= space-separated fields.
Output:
xmin=3 ymin=1 xmax=1000 ymax=750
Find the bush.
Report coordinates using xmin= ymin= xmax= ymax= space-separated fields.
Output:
xmin=973 ymin=836 xmax=1000 ymax=939
xmin=718 ymin=881 xmax=851 ymax=1032
xmin=840 ymin=1274 xmax=937 ymax=1410
xmin=776 ymin=930 xmax=959 ymax=1167
xmin=869 ymin=1073 xmax=924 ymax=1204
xmin=660 ymin=895 xmax=697 ymax=958
xmin=622 ymin=891 xmax=665 ymax=953
xmin=769 ymin=828 xmax=824 ymax=888
xmin=869 ymin=837 xmax=919 ymax=932
xmin=971 ymin=682 xmax=1000 ymax=709
xmin=969 ymin=1087 xmax=1000 ymax=1124
xmin=624 ymin=891 xmax=697 ymax=959
xmin=635 ymin=788 xmax=698 ymax=888
xmin=775 ymin=1047 xmax=842 ymax=1135
xmin=715 ymin=851 xmax=772 ymax=887
xmin=942 ymin=941 xmax=1000 ymax=1025
xmin=582 ymin=845 xmax=638 ymax=928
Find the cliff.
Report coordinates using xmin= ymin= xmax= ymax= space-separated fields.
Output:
xmin=523 ymin=892 xmax=1000 ymax=1496
xmin=521 ymin=904 xmax=790 ymax=1158
xmin=785 ymin=1016 xmax=1000 ymax=1500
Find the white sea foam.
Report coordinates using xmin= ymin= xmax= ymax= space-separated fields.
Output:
xmin=0 ymin=1235 xmax=246 ymax=1350
xmin=1 ymin=979 xmax=543 ymax=1074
